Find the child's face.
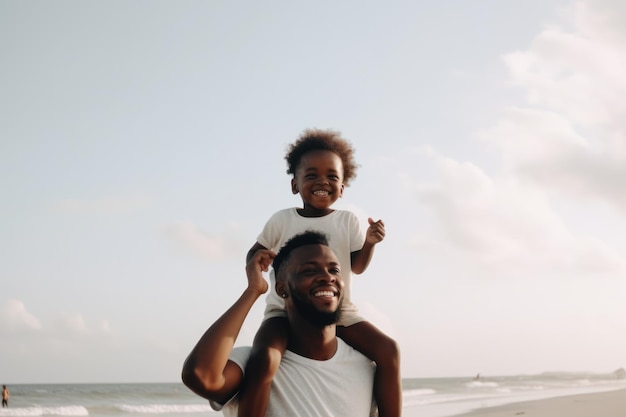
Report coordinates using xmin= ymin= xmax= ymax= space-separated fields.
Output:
xmin=291 ymin=150 xmax=344 ymax=211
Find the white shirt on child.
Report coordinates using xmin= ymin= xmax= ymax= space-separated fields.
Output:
xmin=257 ymin=208 xmax=365 ymax=325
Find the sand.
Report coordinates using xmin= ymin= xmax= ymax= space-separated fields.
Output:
xmin=450 ymin=388 xmax=626 ymax=417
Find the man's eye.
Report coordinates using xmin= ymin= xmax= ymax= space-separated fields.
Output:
xmin=330 ymin=268 xmax=341 ymax=275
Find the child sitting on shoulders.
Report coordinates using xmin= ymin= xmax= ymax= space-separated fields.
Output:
xmin=239 ymin=128 xmax=401 ymax=417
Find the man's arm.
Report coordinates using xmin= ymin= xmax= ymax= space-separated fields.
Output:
xmin=181 ymin=250 xmax=274 ymax=403
xmin=351 ymin=218 xmax=385 ymax=274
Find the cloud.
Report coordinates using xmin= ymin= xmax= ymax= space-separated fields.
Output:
xmin=101 ymin=320 xmax=112 ymax=333
xmin=480 ymin=107 xmax=626 ymax=209
xmin=0 ymin=299 xmax=42 ymax=331
xmin=409 ymin=152 xmax=625 ymax=276
xmin=383 ymin=1 xmax=626 ymax=281
xmin=0 ymin=299 xmax=112 ymax=337
xmin=0 ymin=303 xmax=119 ymax=383
xmin=487 ymin=0 xmax=626 ymax=211
xmin=504 ymin=1 xmax=626 ymax=125
xmin=46 ymin=312 xmax=114 ymax=345
xmin=0 ymin=300 xmax=116 ymax=365
xmin=162 ymin=221 xmax=244 ymax=260
xmin=51 ymin=195 xmax=152 ymax=215
xmin=569 ymin=0 xmax=626 ymax=47
xmin=62 ymin=313 xmax=88 ymax=333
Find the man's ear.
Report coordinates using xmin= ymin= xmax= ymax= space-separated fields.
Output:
xmin=276 ymin=281 xmax=287 ymax=298
xmin=291 ymin=178 xmax=299 ymax=195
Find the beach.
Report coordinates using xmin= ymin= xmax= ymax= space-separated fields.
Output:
xmin=1 ymin=379 xmax=624 ymax=417
xmin=452 ymin=388 xmax=626 ymax=417
xmin=400 ymin=372 xmax=626 ymax=417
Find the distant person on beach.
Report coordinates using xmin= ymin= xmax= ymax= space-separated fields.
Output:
xmin=182 ymin=231 xmax=377 ymax=416
xmin=2 ymin=385 xmax=8 ymax=408
xmin=240 ymin=129 xmax=401 ymax=417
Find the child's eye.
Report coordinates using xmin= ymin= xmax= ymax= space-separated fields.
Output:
xmin=330 ymin=267 xmax=341 ymax=275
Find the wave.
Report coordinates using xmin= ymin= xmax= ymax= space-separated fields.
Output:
xmin=465 ymin=380 xmax=499 ymax=388
xmin=0 ymin=404 xmax=215 ymax=417
xmin=403 ymin=388 xmax=437 ymax=397
xmin=117 ymin=404 xmax=213 ymax=414
xmin=0 ymin=406 xmax=88 ymax=417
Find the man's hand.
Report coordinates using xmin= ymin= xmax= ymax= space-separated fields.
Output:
xmin=245 ymin=249 xmax=275 ymax=296
xmin=365 ymin=217 xmax=385 ymax=245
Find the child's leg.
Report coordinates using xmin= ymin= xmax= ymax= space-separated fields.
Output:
xmin=337 ymin=321 xmax=402 ymax=417
xmin=238 ymin=317 xmax=289 ymax=417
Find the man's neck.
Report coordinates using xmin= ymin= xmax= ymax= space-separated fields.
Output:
xmin=287 ymin=322 xmax=338 ymax=361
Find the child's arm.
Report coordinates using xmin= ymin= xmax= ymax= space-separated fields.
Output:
xmin=181 ymin=250 xmax=273 ymax=403
xmin=246 ymin=242 xmax=268 ymax=264
xmin=351 ymin=217 xmax=385 ymax=274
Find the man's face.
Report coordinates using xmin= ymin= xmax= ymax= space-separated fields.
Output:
xmin=279 ymin=244 xmax=344 ymax=326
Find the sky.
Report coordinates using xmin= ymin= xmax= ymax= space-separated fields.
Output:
xmin=1 ymin=0 xmax=625 ymax=384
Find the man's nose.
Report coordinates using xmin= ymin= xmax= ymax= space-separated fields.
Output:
xmin=317 ymin=269 xmax=337 ymax=283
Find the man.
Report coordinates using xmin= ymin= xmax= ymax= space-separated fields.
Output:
xmin=182 ymin=231 xmax=376 ymax=416
xmin=2 ymin=385 xmax=8 ymax=408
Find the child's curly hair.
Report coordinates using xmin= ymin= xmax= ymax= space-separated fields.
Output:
xmin=285 ymin=128 xmax=359 ymax=186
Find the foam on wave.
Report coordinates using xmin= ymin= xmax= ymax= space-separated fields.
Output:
xmin=0 ymin=406 xmax=88 ymax=417
xmin=117 ymin=404 xmax=213 ymax=414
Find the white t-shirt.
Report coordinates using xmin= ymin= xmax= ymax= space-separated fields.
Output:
xmin=211 ymin=339 xmax=377 ymax=417
xmin=258 ymin=208 xmax=365 ymax=324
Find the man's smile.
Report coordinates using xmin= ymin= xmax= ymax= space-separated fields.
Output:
xmin=313 ymin=290 xmax=337 ymax=298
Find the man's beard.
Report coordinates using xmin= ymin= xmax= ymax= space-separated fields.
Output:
xmin=290 ymin=286 xmax=342 ymax=327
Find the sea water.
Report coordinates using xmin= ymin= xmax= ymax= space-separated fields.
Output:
xmin=0 ymin=373 xmax=624 ymax=417
xmin=402 ymin=372 xmax=626 ymax=417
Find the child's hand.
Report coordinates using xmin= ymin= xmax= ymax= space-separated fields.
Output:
xmin=365 ymin=217 xmax=385 ymax=245
xmin=245 ymin=249 xmax=275 ymax=295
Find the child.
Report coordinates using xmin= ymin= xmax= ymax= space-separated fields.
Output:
xmin=238 ymin=129 xmax=401 ymax=417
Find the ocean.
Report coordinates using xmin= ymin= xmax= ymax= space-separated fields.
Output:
xmin=1 ymin=373 xmax=624 ymax=417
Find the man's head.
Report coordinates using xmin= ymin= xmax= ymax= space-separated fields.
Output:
xmin=273 ymin=231 xmax=344 ymax=326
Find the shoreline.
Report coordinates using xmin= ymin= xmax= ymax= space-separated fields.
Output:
xmin=450 ymin=387 xmax=626 ymax=417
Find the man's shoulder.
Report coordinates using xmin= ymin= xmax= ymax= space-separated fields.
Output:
xmin=209 ymin=347 xmax=253 ymax=414
xmin=334 ymin=338 xmax=376 ymax=363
